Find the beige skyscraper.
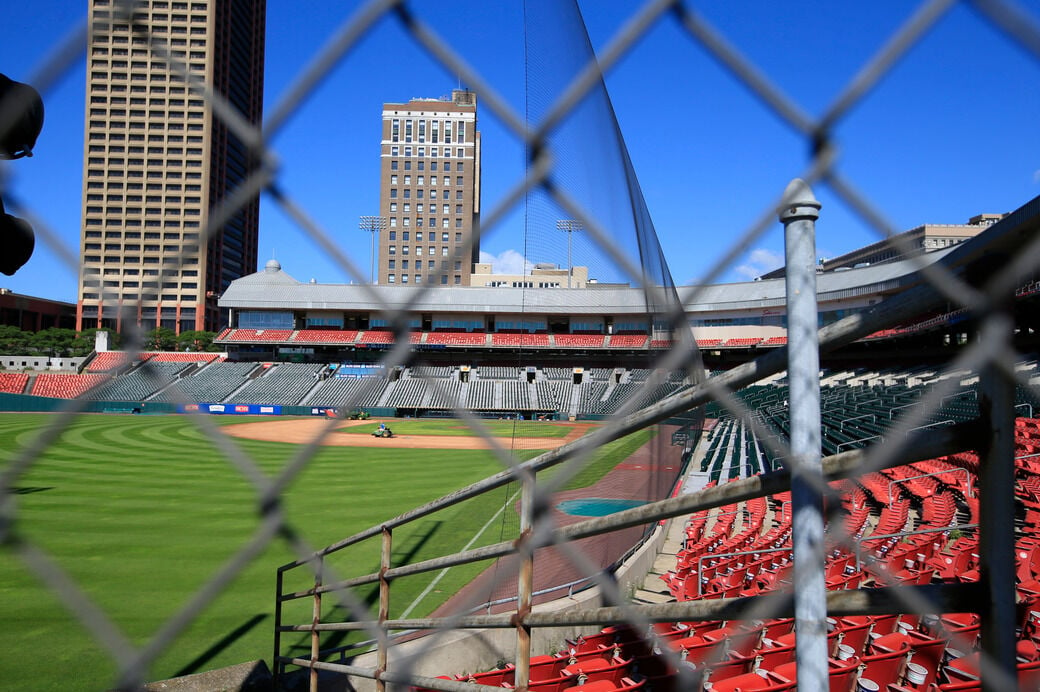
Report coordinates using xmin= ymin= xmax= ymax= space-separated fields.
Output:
xmin=378 ymin=90 xmax=481 ymax=286
xmin=77 ymin=0 xmax=265 ymax=334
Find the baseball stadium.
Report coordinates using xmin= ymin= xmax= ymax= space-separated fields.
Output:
xmin=4 ymin=2 xmax=1040 ymax=692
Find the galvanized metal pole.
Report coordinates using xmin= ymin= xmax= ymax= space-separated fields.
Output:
xmin=779 ymin=179 xmax=827 ymax=690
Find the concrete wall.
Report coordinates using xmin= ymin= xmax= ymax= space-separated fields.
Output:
xmin=0 ymin=355 xmax=86 ymax=371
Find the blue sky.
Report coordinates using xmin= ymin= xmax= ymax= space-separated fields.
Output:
xmin=3 ymin=1 xmax=1039 ymax=303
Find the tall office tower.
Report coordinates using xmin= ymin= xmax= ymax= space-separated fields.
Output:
xmin=78 ymin=0 xmax=265 ymax=334
xmin=378 ymin=90 xmax=481 ymax=286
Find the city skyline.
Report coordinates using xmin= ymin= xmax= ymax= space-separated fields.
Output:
xmin=3 ymin=2 xmax=1039 ymax=306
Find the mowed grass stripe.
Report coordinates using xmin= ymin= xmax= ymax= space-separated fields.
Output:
xmin=0 ymin=413 xmax=517 ymax=690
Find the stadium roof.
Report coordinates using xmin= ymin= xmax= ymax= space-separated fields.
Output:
xmin=219 ymin=249 xmax=957 ymax=317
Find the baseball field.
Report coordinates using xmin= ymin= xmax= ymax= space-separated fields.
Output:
xmin=0 ymin=412 xmax=652 ymax=690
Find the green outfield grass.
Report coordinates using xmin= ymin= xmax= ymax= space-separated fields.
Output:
xmin=0 ymin=413 xmax=652 ymax=690
xmin=337 ymin=418 xmax=576 ymax=438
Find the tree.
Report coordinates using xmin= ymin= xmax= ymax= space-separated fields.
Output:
xmin=0 ymin=325 xmax=31 ymax=355
xmin=146 ymin=327 xmax=177 ymax=351
xmin=176 ymin=330 xmax=216 ymax=352
xmin=30 ymin=327 xmax=77 ymax=357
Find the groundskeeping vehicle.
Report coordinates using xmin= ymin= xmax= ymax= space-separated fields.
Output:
xmin=371 ymin=426 xmax=394 ymax=438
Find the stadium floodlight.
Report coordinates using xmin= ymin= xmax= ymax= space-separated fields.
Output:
xmin=358 ymin=215 xmax=387 ymax=284
xmin=555 ymin=219 xmax=583 ymax=288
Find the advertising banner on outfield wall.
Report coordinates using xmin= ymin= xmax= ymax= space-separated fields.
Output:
xmin=180 ymin=403 xmax=282 ymax=415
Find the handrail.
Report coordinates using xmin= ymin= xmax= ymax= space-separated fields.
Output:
xmin=696 ymin=545 xmax=793 ymax=596
xmin=889 ymin=401 xmax=920 ymax=419
xmin=837 ymin=435 xmax=882 ymax=453
xmin=907 ymin=420 xmax=955 ymax=435
xmin=839 ymin=413 xmax=876 ymax=432
xmin=854 ymin=523 xmax=978 ymax=572
xmin=887 ymin=467 xmax=974 ymax=503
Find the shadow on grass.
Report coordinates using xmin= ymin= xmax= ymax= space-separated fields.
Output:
xmin=174 ymin=613 xmax=267 ymax=677
xmin=282 ymin=520 xmax=444 ymax=660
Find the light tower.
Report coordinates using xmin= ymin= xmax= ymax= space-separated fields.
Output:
xmin=359 ymin=215 xmax=386 ymax=284
xmin=556 ymin=219 xmax=583 ymax=288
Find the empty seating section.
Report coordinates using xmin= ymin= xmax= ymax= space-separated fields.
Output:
xmin=356 ymin=330 xmax=395 ymax=344
xmin=151 ymin=361 xmax=258 ymax=403
xmin=555 ymin=334 xmax=606 ymax=348
xmin=478 ymin=366 xmax=520 ymax=380
xmin=536 ymin=380 xmax=570 ymax=411
xmin=608 ymin=334 xmax=647 ymax=348
xmin=307 ymin=376 xmax=387 ymax=408
xmin=543 ymin=367 xmax=573 ymax=380
xmin=32 ymin=373 xmax=108 ymax=398
xmin=410 ymin=365 xmax=454 ymax=379
xmin=468 ymin=380 xmax=495 ymax=410
xmin=426 ymin=331 xmax=487 ymax=346
xmin=83 ymin=361 xmax=188 ymax=401
xmin=221 ymin=329 xmax=293 ymax=342
xmin=149 ymin=352 xmax=221 ymax=363
xmin=761 ymin=336 xmax=788 ymax=346
xmin=229 ymin=363 xmax=324 ymax=405
xmin=0 ymin=372 xmax=30 ymax=394
xmin=491 ymin=332 xmax=551 ymax=347
xmin=578 ymin=382 xmax=608 ymax=411
xmin=425 ymin=379 xmax=464 ymax=409
xmin=724 ymin=337 xmax=761 ymax=348
xmin=292 ymin=330 xmax=358 ymax=344
xmin=696 ymin=338 xmax=723 ymax=348
xmin=86 ymin=350 xmax=141 ymax=372
xmin=386 ymin=378 xmax=429 ymax=408
xmin=500 ymin=381 xmax=532 ymax=410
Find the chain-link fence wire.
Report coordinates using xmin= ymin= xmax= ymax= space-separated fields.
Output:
xmin=2 ymin=0 xmax=1040 ymax=689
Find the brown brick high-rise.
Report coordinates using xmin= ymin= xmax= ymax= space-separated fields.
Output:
xmin=77 ymin=0 xmax=265 ymax=334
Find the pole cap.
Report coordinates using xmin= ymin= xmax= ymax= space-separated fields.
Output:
xmin=779 ymin=178 xmax=821 ymax=223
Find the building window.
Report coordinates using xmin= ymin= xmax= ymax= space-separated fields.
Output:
xmin=389 ymin=245 xmax=396 ymax=255
xmin=390 ymin=160 xmax=398 ymax=170
xmin=389 ymin=218 xmax=397 ymax=228
xmin=389 ymin=230 xmax=396 ymax=240
xmin=442 ymin=247 xmax=449 ymax=256
xmin=428 ymin=246 xmax=436 ymax=255
xmin=388 ymin=259 xmax=395 ymax=269
xmin=401 ymin=274 xmax=409 ymax=283
xmin=403 ymin=231 xmax=409 ymax=241
xmin=388 ymin=274 xmax=395 ymax=283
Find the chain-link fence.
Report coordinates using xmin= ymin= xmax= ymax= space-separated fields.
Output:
xmin=3 ymin=1 xmax=1040 ymax=690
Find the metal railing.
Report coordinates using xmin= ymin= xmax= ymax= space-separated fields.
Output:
xmin=2 ymin=1 xmax=1040 ymax=691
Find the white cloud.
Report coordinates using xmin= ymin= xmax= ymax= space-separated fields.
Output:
xmin=733 ymin=248 xmax=784 ymax=280
xmin=479 ymin=249 xmax=534 ymax=275
xmin=1033 ymin=169 xmax=1040 ymax=184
